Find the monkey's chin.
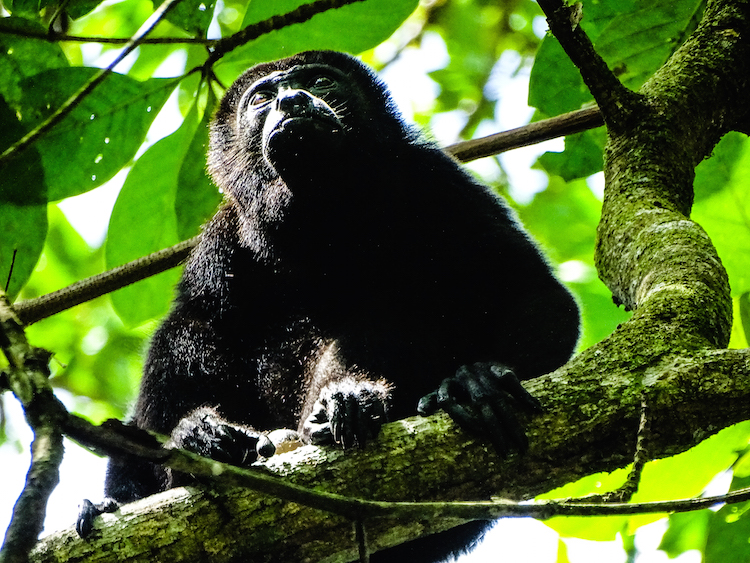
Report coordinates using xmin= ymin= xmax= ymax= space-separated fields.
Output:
xmin=264 ymin=117 xmax=344 ymax=172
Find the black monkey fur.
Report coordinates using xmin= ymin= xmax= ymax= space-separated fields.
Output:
xmin=78 ymin=51 xmax=580 ymax=561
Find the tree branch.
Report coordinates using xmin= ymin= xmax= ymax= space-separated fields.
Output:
xmin=535 ymin=0 xmax=642 ymax=132
xmin=446 ymin=105 xmax=602 ymax=162
xmin=594 ymin=0 xmax=748 ymax=326
xmin=29 ymin=347 xmax=750 ymax=562
xmin=15 ymin=237 xmax=198 ymax=326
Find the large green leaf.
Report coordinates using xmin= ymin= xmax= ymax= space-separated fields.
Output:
xmin=155 ymin=0 xmax=216 ymax=37
xmin=17 ymin=69 xmax=177 ymax=201
xmin=214 ymin=0 xmax=418 ymax=82
xmin=0 ymin=95 xmax=47 ymax=298
xmin=106 ymin=96 xmax=204 ymax=325
xmin=692 ymin=135 xmax=750 ymax=297
xmin=0 ymin=17 xmax=69 ymax=106
xmin=175 ymin=84 xmax=221 ymax=240
xmin=0 ymin=201 xmax=47 ymax=300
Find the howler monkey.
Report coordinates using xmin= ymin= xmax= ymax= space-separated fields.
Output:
xmin=78 ymin=51 xmax=580 ymax=561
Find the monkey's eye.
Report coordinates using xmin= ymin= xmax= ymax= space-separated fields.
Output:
xmin=248 ymin=90 xmax=275 ymax=107
xmin=309 ymin=75 xmax=335 ymax=91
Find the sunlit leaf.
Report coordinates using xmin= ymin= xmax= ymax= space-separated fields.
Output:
xmin=17 ymin=69 xmax=177 ymax=201
xmin=659 ymin=510 xmax=710 ymax=557
xmin=214 ymin=0 xmax=418 ymax=82
xmin=176 ymin=83 xmax=221 ymax=240
xmin=106 ymin=97 xmax=203 ymax=325
xmin=541 ymin=422 xmax=750 ymax=541
xmin=692 ymin=136 xmax=750 ymax=296
xmin=0 ymin=17 xmax=69 ymax=106
xmin=158 ymin=0 xmax=216 ymax=36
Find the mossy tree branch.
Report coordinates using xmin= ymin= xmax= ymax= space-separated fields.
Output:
xmin=28 ymin=347 xmax=750 ymax=563
xmin=0 ymin=290 xmax=66 ymax=563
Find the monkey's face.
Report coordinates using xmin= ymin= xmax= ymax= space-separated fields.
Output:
xmin=208 ymin=52 xmax=406 ymax=210
xmin=237 ymin=63 xmax=356 ymax=175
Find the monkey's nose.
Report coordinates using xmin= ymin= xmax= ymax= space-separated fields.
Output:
xmin=276 ymin=89 xmax=316 ymax=115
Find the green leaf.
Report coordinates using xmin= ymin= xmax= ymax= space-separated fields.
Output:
xmin=659 ymin=510 xmax=710 ymax=557
xmin=5 ymin=0 xmax=41 ymax=18
xmin=215 ymin=0 xmax=418 ymax=82
xmin=156 ymin=0 xmax=216 ymax=36
xmin=0 ymin=17 xmax=69 ymax=107
xmin=65 ymin=0 xmax=108 ymax=19
xmin=740 ymin=293 xmax=750 ymax=347
xmin=705 ymin=503 xmax=750 ymax=563
xmin=540 ymin=421 xmax=750 ymax=541
xmin=176 ymin=84 xmax=221 ymax=240
xmin=537 ymin=128 xmax=605 ymax=181
xmin=694 ymin=132 xmax=747 ymax=202
xmin=0 ymin=201 xmax=47 ymax=299
xmin=0 ymin=95 xmax=47 ymax=297
xmin=692 ymin=135 xmax=750 ymax=297
xmin=17 ymin=69 xmax=177 ymax=201
xmin=106 ymin=98 xmax=203 ymax=325
xmin=595 ymin=0 xmax=705 ymax=92
xmin=529 ymin=37 xmax=587 ymax=116
xmin=0 ymin=90 xmax=47 ymax=206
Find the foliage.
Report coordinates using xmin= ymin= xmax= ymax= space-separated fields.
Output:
xmin=0 ymin=0 xmax=749 ymax=561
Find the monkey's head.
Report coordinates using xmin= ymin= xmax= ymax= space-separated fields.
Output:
xmin=208 ymin=51 xmax=407 ymax=204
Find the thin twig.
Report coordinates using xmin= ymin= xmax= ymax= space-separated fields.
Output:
xmin=15 ymin=236 xmax=198 ymax=325
xmin=0 ymin=24 xmax=214 ymax=45
xmin=447 ymin=106 xmax=602 ymax=162
xmin=0 ymin=291 xmax=65 ymax=563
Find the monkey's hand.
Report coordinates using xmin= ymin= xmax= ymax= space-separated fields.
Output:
xmin=168 ymin=406 xmax=276 ymax=466
xmin=303 ymin=377 xmax=391 ymax=449
xmin=417 ymin=362 xmax=542 ymax=456
xmin=76 ymin=497 xmax=119 ymax=538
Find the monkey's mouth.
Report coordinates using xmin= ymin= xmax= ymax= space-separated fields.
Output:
xmin=264 ymin=114 xmax=346 ymax=172
xmin=276 ymin=114 xmax=343 ymax=136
